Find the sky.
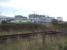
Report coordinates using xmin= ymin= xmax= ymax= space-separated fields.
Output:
xmin=0 ymin=0 xmax=67 ymax=21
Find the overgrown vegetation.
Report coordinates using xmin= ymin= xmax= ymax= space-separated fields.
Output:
xmin=0 ymin=22 xmax=67 ymax=50
xmin=0 ymin=34 xmax=67 ymax=50
xmin=0 ymin=23 xmax=47 ymax=35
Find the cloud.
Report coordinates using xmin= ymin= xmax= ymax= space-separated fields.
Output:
xmin=0 ymin=0 xmax=61 ymax=10
xmin=0 ymin=0 xmax=67 ymax=21
xmin=0 ymin=13 xmax=14 ymax=17
xmin=0 ymin=0 xmax=11 ymax=4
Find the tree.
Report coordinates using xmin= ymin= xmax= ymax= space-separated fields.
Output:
xmin=1 ymin=20 xmax=7 ymax=24
xmin=51 ymin=19 xmax=58 ymax=25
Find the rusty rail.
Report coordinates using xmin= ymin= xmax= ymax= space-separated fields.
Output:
xmin=0 ymin=31 xmax=61 ymax=38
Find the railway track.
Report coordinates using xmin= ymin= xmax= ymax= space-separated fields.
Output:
xmin=0 ymin=31 xmax=61 ymax=38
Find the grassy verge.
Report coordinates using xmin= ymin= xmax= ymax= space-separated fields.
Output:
xmin=0 ymin=34 xmax=67 ymax=50
xmin=0 ymin=23 xmax=47 ymax=36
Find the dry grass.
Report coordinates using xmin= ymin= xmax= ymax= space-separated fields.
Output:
xmin=0 ymin=34 xmax=67 ymax=50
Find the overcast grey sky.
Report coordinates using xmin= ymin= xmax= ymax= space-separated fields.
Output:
xmin=0 ymin=0 xmax=67 ymax=21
